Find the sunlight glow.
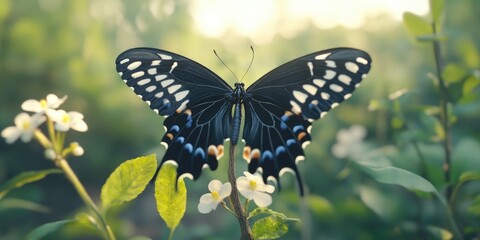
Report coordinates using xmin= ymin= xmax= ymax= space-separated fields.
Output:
xmin=190 ymin=0 xmax=429 ymax=43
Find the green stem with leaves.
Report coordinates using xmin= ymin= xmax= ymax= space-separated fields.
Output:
xmin=34 ymin=130 xmax=115 ymax=240
xmin=227 ymin=143 xmax=253 ymax=240
xmin=431 ymin=19 xmax=453 ymax=202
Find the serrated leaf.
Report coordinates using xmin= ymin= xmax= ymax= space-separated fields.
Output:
xmin=248 ymin=207 xmax=277 ymax=219
xmin=442 ymin=63 xmax=468 ymax=84
xmin=26 ymin=219 xmax=76 ymax=240
xmin=252 ymin=214 xmax=288 ymax=240
xmin=155 ymin=163 xmax=186 ymax=234
xmin=430 ymin=0 xmax=444 ymax=24
xmin=0 ymin=169 xmax=62 ymax=199
xmin=101 ymin=154 xmax=157 ymax=210
xmin=403 ymin=12 xmax=432 ymax=37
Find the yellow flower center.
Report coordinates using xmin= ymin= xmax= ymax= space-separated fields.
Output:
xmin=211 ymin=191 xmax=221 ymax=201
xmin=40 ymin=99 xmax=48 ymax=108
xmin=62 ymin=114 xmax=70 ymax=123
xmin=249 ymin=180 xmax=257 ymax=190
xmin=21 ymin=121 xmax=30 ymax=130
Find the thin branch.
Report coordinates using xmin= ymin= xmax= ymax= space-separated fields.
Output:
xmin=227 ymin=143 xmax=253 ymax=240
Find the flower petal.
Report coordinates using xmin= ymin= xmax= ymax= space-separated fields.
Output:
xmin=21 ymin=100 xmax=41 ymax=112
xmin=1 ymin=126 xmax=21 ymax=144
xmin=199 ymin=193 xmax=214 ymax=203
xmin=253 ymin=192 xmax=272 ymax=207
xmin=219 ymin=182 xmax=232 ymax=198
xmin=14 ymin=113 xmax=31 ymax=128
xmin=238 ymin=188 xmax=255 ymax=200
xmin=70 ymin=119 xmax=88 ymax=132
xmin=198 ymin=201 xmax=214 ymax=214
xmin=208 ymin=179 xmax=222 ymax=192
xmin=258 ymin=184 xmax=275 ymax=194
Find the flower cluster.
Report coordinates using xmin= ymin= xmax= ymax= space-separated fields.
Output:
xmin=198 ymin=172 xmax=276 ymax=214
xmin=2 ymin=94 xmax=87 ymax=159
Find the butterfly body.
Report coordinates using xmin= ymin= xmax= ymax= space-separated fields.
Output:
xmin=116 ymin=47 xmax=371 ymax=194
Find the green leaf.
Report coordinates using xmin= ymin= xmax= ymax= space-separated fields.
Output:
xmin=457 ymin=38 xmax=480 ymax=68
xmin=442 ymin=63 xmax=468 ymax=84
xmin=468 ymin=195 xmax=480 ymax=216
xmin=0 ymin=169 xmax=62 ymax=199
xmin=430 ymin=0 xmax=444 ymax=24
xmin=101 ymin=154 xmax=157 ymax=211
xmin=463 ymin=75 xmax=480 ymax=95
xmin=354 ymin=162 xmax=447 ymax=207
xmin=403 ymin=12 xmax=432 ymax=38
xmin=248 ymin=207 xmax=278 ymax=219
xmin=26 ymin=219 xmax=76 ymax=240
xmin=252 ymin=214 xmax=288 ymax=240
xmin=307 ymin=195 xmax=334 ymax=217
xmin=155 ymin=163 xmax=186 ymax=236
xmin=0 ymin=198 xmax=50 ymax=213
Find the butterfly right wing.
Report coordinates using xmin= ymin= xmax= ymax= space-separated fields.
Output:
xmin=116 ymin=48 xmax=233 ymax=179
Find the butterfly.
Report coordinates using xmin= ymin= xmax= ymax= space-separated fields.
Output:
xmin=115 ymin=47 xmax=371 ymax=195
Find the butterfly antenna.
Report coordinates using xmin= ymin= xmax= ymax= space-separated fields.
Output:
xmin=240 ymin=46 xmax=255 ymax=83
xmin=213 ymin=50 xmax=240 ymax=83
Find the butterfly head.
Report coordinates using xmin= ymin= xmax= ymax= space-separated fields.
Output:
xmin=229 ymin=82 xmax=246 ymax=104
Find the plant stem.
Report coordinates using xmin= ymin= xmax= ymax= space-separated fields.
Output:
xmin=55 ymin=158 xmax=116 ymax=240
xmin=431 ymin=22 xmax=453 ymax=201
xmin=227 ymin=142 xmax=253 ymax=240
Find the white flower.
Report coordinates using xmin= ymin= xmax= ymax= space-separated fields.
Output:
xmin=198 ymin=180 xmax=231 ymax=214
xmin=236 ymin=172 xmax=275 ymax=207
xmin=331 ymin=124 xmax=367 ymax=159
xmin=1 ymin=113 xmax=46 ymax=144
xmin=21 ymin=94 xmax=67 ymax=115
xmin=50 ymin=110 xmax=88 ymax=132
xmin=70 ymin=142 xmax=84 ymax=156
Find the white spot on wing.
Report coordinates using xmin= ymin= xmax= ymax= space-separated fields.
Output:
xmin=151 ymin=60 xmax=161 ymax=66
xmin=331 ymin=102 xmax=339 ymax=109
xmin=302 ymin=140 xmax=311 ymax=149
xmin=169 ymin=62 xmax=178 ymax=73
xmin=148 ymin=68 xmax=157 ymax=75
xmin=279 ymin=167 xmax=296 ymax=177
xmin=179 ymin=173 xmax=193 ymax=180
xmin=176 ymin=100 xmax=189 ymax=112
xmin=356 ymin=57 xmax=369 ymax=65
xmin=158 ymin=54 xmax=172 ymax=60
xmin=131 ymin=71 xmax=145 ymax=79
xmin=146 ymin=85 xmax=157 ymax=92
xmin=153 ymin=109 xmax=159 ymax=114
xmin=156 ymin=74 xmax=167 ymax=81
xmin=320 ymin=112 xmax=328 ymax=118
xmin=127 ymin=61 xmax=141 ymax=70
xmin=295 ymin=155 xmax=305 ymax=164
xmin=167 ymin=84 xmax=182 ymax=93
xmin=137 ymin=78 xmax=151 ymax=86
xmin=338 ymin=74 xmax=352 ymax=85
xmin=330 ymin=84 xmax=343 ymax=92
xmin=325 ymin=60 xmax=336 ymax=68
xmin=119 ymin=58 xmax=129 ymax=64
xmin=324 ymin=70 xmax=336 ymax=80
xmin=290 ymin=100 xmax=302 ymax=115
xmin=313 ymin=79 xmax=326 ymax=88
xmin=174 ymin=90 xmax=189 ymax=101
xmin=161 ymin=79 xmax=175 ymax=87
xmin=293 ymin=90 xmax=308 ymax=103
xmin=315 ymin=52 xmax=331 ymax=60
xmin=303 ymin=84 xmax=317 ymax=95
xmin=321 ymin=92 xmax=330 ymax=100
xmin=155 ymin=92 xmax=164 ymax=98
xmin=307 ymin=62 xmax=314 ymax=76
xmin=344 ymin=93 xmax=352 ymax=100
xmin=345 ymin=62 xmax=359 ymax=73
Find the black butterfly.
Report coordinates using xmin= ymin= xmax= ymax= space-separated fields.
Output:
xmin=116 ymin=48 xmax=371 ymax=195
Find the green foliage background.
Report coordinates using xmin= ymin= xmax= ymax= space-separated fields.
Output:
xmin=0 ymin=0 xmax=479 ymax=239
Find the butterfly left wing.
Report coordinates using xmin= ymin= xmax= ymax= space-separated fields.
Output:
xmin=116 ymin=48 xmax=233 ymax=180
xmin=243 ymin=48 xmax=372 ymax=194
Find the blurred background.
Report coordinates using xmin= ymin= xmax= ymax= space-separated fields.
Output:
xmin=1 ymin=0 xmax=479 ymax=239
